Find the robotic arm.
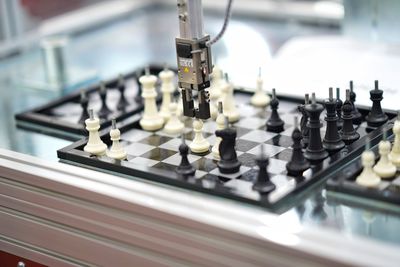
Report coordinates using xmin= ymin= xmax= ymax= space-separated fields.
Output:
xmin=175 ymin=0 xmax=233 ymax=120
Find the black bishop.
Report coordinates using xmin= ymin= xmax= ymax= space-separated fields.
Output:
xmin=266 ymin=88 xmax=285 ymax=133
xmin=286 ymin=116 xmax=310 ymax=177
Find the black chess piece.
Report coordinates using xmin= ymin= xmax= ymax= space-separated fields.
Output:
xmin=349 ymin=81 xmax=362 ymax=125
xmin=134 ymin=69 xmax=143 ymax=104
xmin=335 ymin=88 xmax=343 ymax=130
xmin=341 ymin=89 xmax=360 ymax=145
xmin=299 ymin=94 xmax=310 ymax=148
xmin=365 ymin=80 xmax=388 ymax=128
xmin=252 ymin=145 xmax=275 ymax=194
xmin=216 ymin=119 xmax=241 ymax=174
xmin=175 ymin=136 xmax=196 ymax=178
xmin=286 ymin=117 xmax=310 ymax=177
xmin=304 ymin=93 xmax=329 ymax=164
xmin=117 ymin=74 xmax=128 ymax=110
xmin=78 ymin=91 xmax=89 ymax=125
xmin=98 ymin=82 xmax=112 ymax=117
xmin=323 ymin=88 xmax=345 ymax=153
xmin=266 ymin=88 xmax=284 ymax=133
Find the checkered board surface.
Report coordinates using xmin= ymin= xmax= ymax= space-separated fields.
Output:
xmin=15 ymin=65 xmax=166 ymax=138
xmin=327 ymin=129 xmax=400 ymax=207
xmin=58 ymin=91 xmax=378 ymax=209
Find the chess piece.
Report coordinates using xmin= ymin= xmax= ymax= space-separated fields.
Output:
xmin=139 ymin=67 xmax=164 ymax=131
xmin=117 ymin=74 xmax=128 ymax=110
xmin=176 ymin=135 xmax=196 ymax=178
xmin=340 ymin=89 xmax=360 ymax=145
xmin=356 ymin=138 xmax=380 ymax=187
xmin=250 ymin=68 xmax=270 ymax=108
xmin=98 ymin=82 xmax=112 ymax=118
xmin=304 ymin=93 xmax=328 ymax=163
xmin=189 ymin=119 xmax=210 ymax=154
xmin=134 ymin=69 xmax=143 ymax=104
xmin=212 ymin=102 xmax=225 ymax=160
xmin=107 ymin=119 xmax=127 ymax=160
xmin=349 ymin=81 xmax=362 ymax=125
xmin=299 ymin=94 xmax=310 ymax=148
xmin=78 ymin=90 xmax=89 ymax=125
xmin=159 ymin=66 xmax=175 ymax=121
xmin=373 ymin=129 xmax=396 ymax=178
xmin=266 ymin=89 xmax=284 ymax=133
xmin=176 ymin=87 xmax=184 ymax=117
xmin=366 ymin=80 xmax=388 ymax=127
xmin=323 ymin=87 xmax=345 ymax=152
xmin=209 ymin=65 xmax=223 ymax=119
xmin=389 ymin=112 xmax=400 ymax=167
xmin=83 ymin=109 xmax=107 ymax=156
xmin=216 ymin=118 xmax=241 ymax=173
xmin=286 ymin=117 xmax=310 ymax=177
xmin=164 ymin=102 xmax=184 ymax=135
xmin=221 ymin=74 xmax=240 ymax=123
xmin=336 ymin=88 xmax=343 ymax=130
xmin=253 ymin=145 xmax=275 ymax=194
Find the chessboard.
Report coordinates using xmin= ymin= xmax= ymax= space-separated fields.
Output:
xmin=327 ymin=122 xmax=400 ymax=208
xmin=57 ymin=88 xmax=395 ymax=211
xmin=15 ymin=65 xmax=167 ymax=139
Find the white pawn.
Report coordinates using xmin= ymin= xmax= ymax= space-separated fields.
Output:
xmin=159 ymin=66 xmax=175 ymax=121
xmin=356 ymin=138 xmax=381 ymax=187
xmin=84 ymin=109 xmax=107 ymax=156
xmin=221 ymin=74 xmax=240 ymax=123
xmin=107 ymin=119 xmax=127 ymax=160
xmin=139 ymin=67 xmax=164 ymax=131
xmin=389 ymin=112 xmax=400 ymax=167
xmin=212 ymin=102 xmax=225 ymax=160
xmin=189 ymin=119 xmax=210 ymax=154
xmin=250 ymin=68 xmax=270 ymax=108
xmin=164 ymin=102 xmax=184 ymax=135
xmin=373 ymin=129 xmax=396 ymax=178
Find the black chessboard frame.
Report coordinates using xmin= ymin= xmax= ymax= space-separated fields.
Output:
xmin=15 ymin=64 xmax=167 ymax=140
xmin=57 ymin=89 xmax=397 ymax=211
xmin=326 ymin=122 xmax=400 ymax=207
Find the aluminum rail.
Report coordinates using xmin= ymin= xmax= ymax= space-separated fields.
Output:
xmin=0 ymin=148 xmax=399 ymax=266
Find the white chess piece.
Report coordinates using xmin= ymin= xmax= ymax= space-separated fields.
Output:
xmin=159 ymin=67 xmax=175 ymax=121
xmin=212 ymin=102 xmax=225 ymax=160
xmin=164 ymin=102 xmax=185 ymax=135
xmin=189 ymin=119 xmax=210 ymax=153
xmin=84 ymin=109 xmax=107 ymax=156
xmin=107 ymin=119 xmax=127 ymax=160
xmin=250 ymin=68 xmax=270 ymax=108
xmin=139 ymin=68 xmax=164 ymax=131
xmin=221 ymin=77 xmax=240 ymax=123
xmin=209 ymin=66 xmax=224 ymax=119
xmin=373 ymin=131 xmax=396 ymax=178
xmin=356 ymin=140 xmax=380 ymax=187
xmin=389 ymin=114 xmax=400 ymax=167
xmin=176 ymin=87 xmax=183 ymax=117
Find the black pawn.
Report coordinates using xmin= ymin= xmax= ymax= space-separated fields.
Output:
xmin=78 ymin=91 xmax=89 ymax=125
xmin=286 ymin=117 xmax=310 ymax=177
xmin=134 ymin=69 xmax=144 ymax=104
xmin=266 ymin=88 xmax=284 ymax=133
xmin=299 ymin=93 xmax=310 ymax=148
xmin=336 ymin=88 xmax=343 ymax=130
xmin=304 ymin=93 xmax=329 ymax=163
xmin=117 ymin=74 xmax=128 ymax=110
xmin=216 ymin=118 xmax=241 ymax=174
xmin=340 ymin=89 xmax=360 ymax=145
xmin=365 ymin=80 xmax=388 ymax=127
xmin=323 ymin=87 xmax=345 ymax=153
xmin=98 ymin=82 xmax=111 ymax=117
xmin=175 ymin=136 xmax=196 ymax=178
xmin=253 ymin=145 xmax=275 ymax=194
xmin=349 ymin=81 xmax=362 ymax=125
